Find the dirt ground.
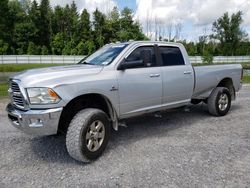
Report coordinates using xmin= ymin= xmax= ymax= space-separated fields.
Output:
xmin=0 ymin=85 xmax=250 ymax=187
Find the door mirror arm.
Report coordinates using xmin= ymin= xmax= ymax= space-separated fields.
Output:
xmin=117 ymin=58 xmax=144 ymax=70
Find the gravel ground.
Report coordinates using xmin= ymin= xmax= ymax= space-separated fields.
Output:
xmin=0 ymin=85 xmax=250 ymax=188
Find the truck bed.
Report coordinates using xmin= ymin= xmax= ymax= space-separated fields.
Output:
xmin=192 ymin=64 xmax=242 ymax=99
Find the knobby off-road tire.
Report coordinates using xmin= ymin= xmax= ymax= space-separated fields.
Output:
xmin=207 ymin=87 xmax=231 ymax=116
xmin=66 ymin=108 xmax=111 ymax=162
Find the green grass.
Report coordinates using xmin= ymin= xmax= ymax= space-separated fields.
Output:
xmin=0 ymin=83 xmax=8 ymax=98
xmin=242 ymin=64 xmax=250 ymax=70
xmin=0 ymin=63 xmax=68 ymax=72
xmin=243 ymin=74 xmax=250 ymax=83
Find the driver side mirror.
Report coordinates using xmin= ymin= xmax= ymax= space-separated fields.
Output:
xmin=117 ymin=49 xmax=152 ymax=70
xmin=117 ymin=59 xmax=144 ymax=70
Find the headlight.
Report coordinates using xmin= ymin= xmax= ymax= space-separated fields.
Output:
xmin=26 ymin=88 xmax=61 ymax=104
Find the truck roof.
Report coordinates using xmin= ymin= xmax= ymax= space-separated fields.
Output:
xmin=115 ymin=40 xmax=183 ymax=47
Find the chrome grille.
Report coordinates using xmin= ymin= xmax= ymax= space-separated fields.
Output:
xmin=10 ymin=81 xmax=25 ymax=108
xmin=11 ymin=82 xmax=20 ymax=92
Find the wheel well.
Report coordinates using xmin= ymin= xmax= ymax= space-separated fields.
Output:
xmin=58 ymin=94 xmax=116 ymax=134
xmin=217 ymin=78 xmax=235 ymax=100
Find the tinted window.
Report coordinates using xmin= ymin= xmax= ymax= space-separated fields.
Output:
xmin=159 ymin=46 xmax=185 ymax=66
xmin=126 ymin=46 xmax=156 ymax=68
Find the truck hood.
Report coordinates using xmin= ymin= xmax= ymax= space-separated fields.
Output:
xmin=11 ymin=64 xmax=104 ymax=87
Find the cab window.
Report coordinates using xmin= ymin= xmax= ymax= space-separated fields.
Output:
xmin=126 ymin=46 xmax=156 ymax=68
xmin=159 ymin=46 xmax=185 ymax=66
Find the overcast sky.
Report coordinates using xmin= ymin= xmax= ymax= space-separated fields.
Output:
xmin=47 ymin=0 xmax=250 ymax=41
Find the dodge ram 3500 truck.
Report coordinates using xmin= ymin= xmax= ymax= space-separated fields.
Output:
xmin=6 ymin=41 xmax=242 ymax=162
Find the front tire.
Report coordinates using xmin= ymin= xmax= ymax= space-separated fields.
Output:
xmin=66 ymin=108 xmax=111 ymax=162
xmin=207 ymin=87 xmax=231 ymax=116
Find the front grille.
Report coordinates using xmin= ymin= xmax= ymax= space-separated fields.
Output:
xmin=11 ymin=82 xmax=21 ymax=92
xmin=10 ymin=81 xmax=25 ymax=108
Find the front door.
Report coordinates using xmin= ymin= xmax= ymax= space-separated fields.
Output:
xmin=117 ymin=46 xmax=162 ymax=117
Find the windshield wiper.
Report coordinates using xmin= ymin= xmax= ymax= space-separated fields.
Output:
xmin=78 ymin=61 xmax=94 ymax=65
xmin=83 ymin=61 xmax=94 ymax=65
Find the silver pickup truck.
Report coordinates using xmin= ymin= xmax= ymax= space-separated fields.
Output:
xmin=6 ymin=41 xmax=242 ymax=162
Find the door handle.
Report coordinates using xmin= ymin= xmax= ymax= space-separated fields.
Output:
xmin=150 ymin=74 xmax=160 ymax=78
xmin=184 ymin=71 xmax=192 ymax=75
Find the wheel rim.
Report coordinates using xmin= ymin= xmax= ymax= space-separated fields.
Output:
xmin=85 ymin=120 xmax=105 ymax=152
xmin=218 ymin=93 xmax=228 ymax=111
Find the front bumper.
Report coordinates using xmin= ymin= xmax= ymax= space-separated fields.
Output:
xmin=6 ymin=103 xmax=63 ymax=136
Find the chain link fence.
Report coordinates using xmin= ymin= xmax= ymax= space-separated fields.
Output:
xmin=0 ymin=55 xmax=85 ymax=64
xmin=189 ymin=56 xmax=250 ymax=64
xmin=0 ymin=55 xmax=250 ymax=64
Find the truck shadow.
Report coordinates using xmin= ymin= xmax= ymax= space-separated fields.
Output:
xmin=29 ymin=103 xmax=242 ymax=164
xmin=109 ymin=104 xmax=209 ymax=146
xmin=30 ymin=135 xmax=82 ymax=165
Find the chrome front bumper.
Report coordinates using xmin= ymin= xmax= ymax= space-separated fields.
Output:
xmin=6 ymin=103 xmax=63 ymax=136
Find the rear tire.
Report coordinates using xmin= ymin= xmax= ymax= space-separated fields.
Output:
xmin=66 ymin=108 xmax=111 ymax=162
xmin=207 ymin=87 xmax=231 ymax=116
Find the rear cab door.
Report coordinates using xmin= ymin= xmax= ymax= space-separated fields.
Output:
xmin=158 ymin=44 xmax=194 ymax=107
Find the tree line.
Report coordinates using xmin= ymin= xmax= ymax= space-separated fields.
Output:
xmin=182 ymin=11 xmax=250 ymax=56
xmin=0 ymin=0 xmax=249 ymax=56
xmin=0 ymin=0 xmax=146 ymax=55
xmin=153 ymin=11 xmax=250 ymax=56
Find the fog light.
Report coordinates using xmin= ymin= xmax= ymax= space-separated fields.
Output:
xmin=29 ymin=119 xmax=44 ymax=127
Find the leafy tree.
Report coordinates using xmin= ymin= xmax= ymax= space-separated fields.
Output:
xmin=39 ymin=0 xmax=51 ymax=50
xmin=62 ymin=3 xmax=78 ymax=43
xmin=41 ymin=45 xmax=48 ymax=55
xmin=118 ymin=7 xmax=133 ymax=41
xmin=235 ymin=41 xmax=250 ymax=55
xmin=182 ymin=41 xmax=197 ymax=56
xmin=27 ymin=42 xmax=39 ymax=54
xmin=51 ymin=5 xmax=65 ymax=35
xmin=7 ymin=0 xmax=28 ymax=54
xmin=62 ymin=42 xmax=71 ymax=55
xmin=85 ymin=40 xmax=95 ymax=55
xmin=0 ymin=40 xmax=9 ymax=54
xmin=0 ymin=0 xmax=10 ymax=41
xmin=69 ymin=1 xmax=79 ymax=41
xmin=78 ymin=9 xmax=91 ymax=42
xmin=110 ymin=7 xmax=120 ymax=25
xmin=118 ymin=7 xmax=146 ymax=41
xmin=7 ymin=0 xmax=250 ymax=57
xmin=93 ymin=9 xmax=106 ymax=48
xmin=62 ymin=39 xmax=77 ymax=55
xmin=202 ymin=51 xmax=213 ymax=64
xmin=105 ymin=7 xmax=120 ymax=42
xmin=51 ymin=33 xmax=65 ymax=55
xmin=120 ymin=8 xmax=133 ymax=29
xmin=28 ymin=0 xmax=40 ymax=44
xmin=212 ymin=11 xmax=248 ymax=55
xmin=0 ymin=0 xmax=14 ymax=54
xmin=0 ymin=2 xmax=161 ymax=55
xmin=15 ymin=22 xmax=37 ymax=53
xmin=75 ymin=41 xmax=86 ymax=55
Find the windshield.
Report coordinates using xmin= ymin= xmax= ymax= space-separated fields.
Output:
xmin=79 ymin=44 xmax=128 ymax=66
